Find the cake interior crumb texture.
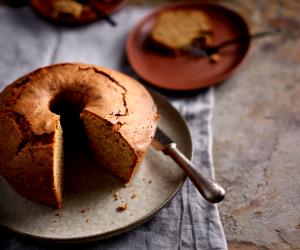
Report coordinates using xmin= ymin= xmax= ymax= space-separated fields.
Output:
xmin=53 ymin=121 xmax=64 ymax=207
xmin=83 ymin=111 xmax=139 ymax=183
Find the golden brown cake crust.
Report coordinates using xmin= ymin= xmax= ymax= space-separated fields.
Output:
xmin=0 ymin=63 xmax=158 ymax=208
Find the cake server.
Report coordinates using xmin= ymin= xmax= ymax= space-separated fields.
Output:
xmin=152 ymin=127 xmax=225 ymax=203
xmin=185 ymin=27 xmax=281 ymax=57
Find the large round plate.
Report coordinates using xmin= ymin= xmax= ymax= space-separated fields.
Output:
xmin=0 ymin=92 xmax=192 ymax=243
xmin=126 ymin=2 xmax=250 ymax=91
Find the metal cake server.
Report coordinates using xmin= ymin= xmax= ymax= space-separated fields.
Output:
xmin=152 ymin=127 xmax=225 ymax=203
xmin=184 ymin=27 xmax=281 ymax=57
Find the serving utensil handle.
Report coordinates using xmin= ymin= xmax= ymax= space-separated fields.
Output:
xmin=164 ymin=143 xmax=225 ymax=203
xmin=216 ymin=27 xmax=281 ymax=49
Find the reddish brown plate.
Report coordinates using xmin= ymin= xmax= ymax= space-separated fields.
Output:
xmin=30 ymin=0 xmax=127 ymax=25
xmin=126 ymin=2 xmax=250 ymax=91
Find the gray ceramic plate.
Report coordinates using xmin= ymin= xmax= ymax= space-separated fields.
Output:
xmin=0 ymin=92 xmax=192 ymax=243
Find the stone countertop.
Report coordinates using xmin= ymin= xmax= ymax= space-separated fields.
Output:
xmin=212 ymin=1 xmax=300 ymax=249
xmin=129 ymin=0 xmax=300 ymax=249
xmin=128 ymin=1 xmax=300 ymax=248
xmin=0 ymin=0 xmax=299 ymax=249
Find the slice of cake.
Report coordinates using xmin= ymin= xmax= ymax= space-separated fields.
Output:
xmin=150 ymin=9 xmax=213 ymax=55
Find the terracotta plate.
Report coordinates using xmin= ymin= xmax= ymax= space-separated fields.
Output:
xmin=126 ymin=2 xmax=250 ymax=91
xmin=30 ymin=0 xmax=127 ymax=25
xmin=0 ymin=92 xmax=192 ymax=243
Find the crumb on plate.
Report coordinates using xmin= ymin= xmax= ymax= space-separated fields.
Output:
xmin=114 ymin=192 xmax=120 ymax=201
xmin=124 ymin=183 xmax=131 ymax=188
xmin=209 ymin=53 xmax=220 ymax=63
xmin=131 ymin=194 xmax=137 ymax=199
xmin=116 ymin=203 xmax=128 ymax=212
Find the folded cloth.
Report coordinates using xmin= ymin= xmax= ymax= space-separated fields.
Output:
xmin=0 ymin=6 xmax=227 ymax=250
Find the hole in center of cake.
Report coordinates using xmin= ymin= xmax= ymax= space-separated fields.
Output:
xmin=49 ymin=90 xmax=86 ymax=116
xmin=49 ymin=90 xmax=89 ymax=151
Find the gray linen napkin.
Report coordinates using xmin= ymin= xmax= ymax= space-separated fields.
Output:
xmin=0 ymin=6 xmax=227 ymax=250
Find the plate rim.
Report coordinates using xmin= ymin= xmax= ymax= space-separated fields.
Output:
xmin=126 ymin=2 xmax=251 ymax=91
xmin=0 ymin=90 xmax=193 ymax=244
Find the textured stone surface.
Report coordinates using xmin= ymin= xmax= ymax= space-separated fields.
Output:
xmin=212 ymin=1 xmax=300 ymax=249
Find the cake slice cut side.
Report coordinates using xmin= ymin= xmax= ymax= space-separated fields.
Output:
xmin=82 ymin=110 xmax=139 ymax=183
xmin=53 ymin=121 xmax=64 ymax=208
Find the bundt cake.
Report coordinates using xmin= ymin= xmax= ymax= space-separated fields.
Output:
xmin=150 ymin=9 xmax=213 ymax=55
xmin=0 ymin=63 xmax=158 ymax=208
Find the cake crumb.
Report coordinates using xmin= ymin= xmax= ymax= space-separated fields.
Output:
xmin=142 ymin=178 xmax=145 ymax=181
xmin=116 ymin=203 xmax=128 ymax=212
xmin=124 ymin=183 xmax=131 ymax=188
xmin=80 ymin=209 xmax=86 ymax=213
xmin=85 ymin=219 xmax=89 ymax=223
xmin=131 ymin=194 xmax=137 ymax=199
xmin=114 ymin=192 xmax=120 ymax=201
xmin=55 ymin=213 xmax=60 ymax=217
xmin=209 ymin=53 xmax=220 ymax=63
xmin=113 ymin=122 xmax=123 ymax=130
xmin=155 ymin=113 xmax=160 ymax=121
xmin=148 ymin=180 xmax=152 ymax=184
